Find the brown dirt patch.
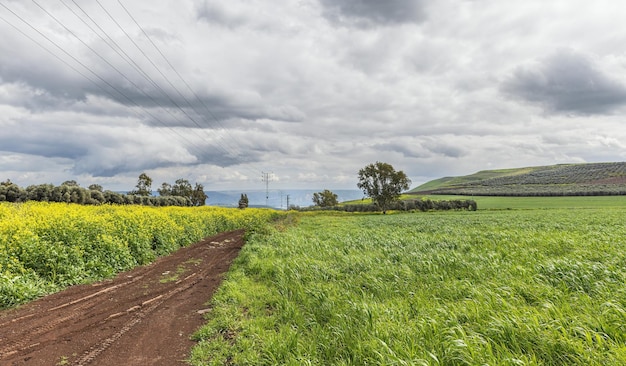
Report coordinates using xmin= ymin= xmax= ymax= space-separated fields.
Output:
xmin=0 ymin=229 xmax=245 ymax=366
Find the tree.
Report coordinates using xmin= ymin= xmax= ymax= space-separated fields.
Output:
xmin=88 ymin=189 xmax=105 ymax=204
xmin=26 ymin=184 xmax=54 ymax=202
xmin=0 ymin=181 xmax=23 ymax=202
xmin=238 ymin=193 xmax=249 ymax=209
xmin=357 ymin=162 xmax=411 ymax=214
xmin=157 ymin=182 xmax=172 ymax=196
xmin=171 ymin=178 xmax=192 ymax=198
xmin=190 ymin=183 xmax=208 ymax=206
xmin=88 ymin=184 xmax=103 ymax=192
xmin=131 ymin=173 xmax=152 ymax=196
xmin=62 ymin=180 xmax=79 ymax=187
xmin=312 ymin=189 xmax=338 ymax=207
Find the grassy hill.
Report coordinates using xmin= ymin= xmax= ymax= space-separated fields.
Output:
xmin=409 ymin=162 xmax=626 ymax=196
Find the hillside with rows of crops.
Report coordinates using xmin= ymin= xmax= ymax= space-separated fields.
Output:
xmin=409 ymin=162 xmax=626 ymax=196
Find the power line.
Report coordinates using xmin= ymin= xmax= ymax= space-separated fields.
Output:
xmin=115 ymin=0 xmax=261 ymax=177
xmin=95 ymin=0 xmax=247 ymax=168
xmin=99 ymin=0 xmax=263 ymax=180
xmin=32 ymin=1 xmax=186 ymax=125
xmin=31 ymin=0 xmax=230 ymax=161
xmin=0 ymin=2 xmax=216 ymax=162
xmin=1 ymin=1 xmax=271 ymax=188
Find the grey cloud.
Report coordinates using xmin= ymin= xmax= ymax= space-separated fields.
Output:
xmin=72 ymin=159 xmax=177 ymax=178
xmin=319 ymin=0 xmax=425 ymax=27
xmin=5 ymin=0 xmax=626 ymax=192
xmin=196 ymin=1 xmax=248 ymax=28
xmin=502 ymin=50 xmax=626 ymax=115
xmin=194 ymin=0 xmax=290 ymax=33
xmin=423 ymin=141 xmax=464 ymax=158
xmin=0 ymin=25 xmax=287 ymax=126
xmin=0 ymin=131 xmax=89 ymax=160
xmin=0 ymin=59 xmax=90 ymax=108
xmin=192 ymin=148 xmax=262 ymax=168
xmin=374 ymin=140 xmax=464 ymax=159
xmin=374 ymin=142 xmax=428 ymax=158
xmin=71 ymin=144 xmax=257 ymax=177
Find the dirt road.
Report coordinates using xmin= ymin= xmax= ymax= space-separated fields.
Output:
xmin=0 ymin=229 xmax=245 ymax=365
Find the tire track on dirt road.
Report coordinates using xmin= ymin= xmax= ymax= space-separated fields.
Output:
xmin=0 ymin=274 xmax=147 ymax=358
xmin=0 ymin=229 xmax=245 ymax=366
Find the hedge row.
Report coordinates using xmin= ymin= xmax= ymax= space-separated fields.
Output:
xmin=0 ymin=183 xmax=192 ymax=206
xmin=300 ymin=199 xmax=477 ymax=212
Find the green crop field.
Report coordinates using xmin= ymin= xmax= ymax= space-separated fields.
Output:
xmin=344 ymin=194 xmax=626 ymax=211
xmin=191 ymin=209 xmax=626 ymax=365
xmin=412 ymin=195 xmax=626 ymax=210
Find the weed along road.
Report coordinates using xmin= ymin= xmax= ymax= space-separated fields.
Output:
xmin=0 ymin=230 xmax=245 ymax=366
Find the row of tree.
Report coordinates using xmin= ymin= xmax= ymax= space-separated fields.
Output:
xmin=304 ymin=198 xmax=477 ymax=212
xmin=0 ymin=173 xmax=209 ymax=207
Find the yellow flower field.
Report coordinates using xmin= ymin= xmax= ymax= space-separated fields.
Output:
xmin=0 ymin=202 xmax=280 ymax=308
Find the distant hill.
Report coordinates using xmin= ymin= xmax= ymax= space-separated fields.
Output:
xmin=408 ymin=162 xmax=626 ymax=196
xmin=205 ymin=189 xmax=363 ymax=208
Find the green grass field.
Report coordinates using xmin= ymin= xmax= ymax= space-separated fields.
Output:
xmin=412 ymin=195 xmax=626 ymax=210
xmin=191 ymin=209 xmax=626 ymax=365
xmin=344 ymin=194 xmax=626 ymax=210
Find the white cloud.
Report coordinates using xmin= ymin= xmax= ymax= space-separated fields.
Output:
xmin=1 ymin=0 xmax=626 ymax=191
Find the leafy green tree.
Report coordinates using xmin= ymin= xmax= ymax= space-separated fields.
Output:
xmin=104 ymin=190 xmax=124 ymax=204
xmin=171 ymin=178 xmax=192 ymax=198
xmin=51 ymin=185 xmax=66 ymax=202
xmin=313 ymin=189 xmax=338 ymax=207
xmin=238 ymin=193 xmax=249 ymax=209
xmin=88 ymin=184 xmax=103 ymax=192
xmin=357 ymin=162 xmax=411 ymax=214
xmin=69 ymin=186 xmax=87 ymax=204
xmin=154 ymin=179 xmax=206 ymax=206
xmin=88 ymin=190 xmax=105 ymax=204
xmin=26 ymin=184 xmax=54 ymax=202
xmin=0 ymin=181 xmax=24 ymax=202
xmin=157 ymin=182 xmax=172 ymax=196
xmin=190 ymin=183 xmax=208 ymax=206
xmin=131 ymin=173 xmax=152 ymax=196
xmin=62 ymin=180 xmax=79 ymax=187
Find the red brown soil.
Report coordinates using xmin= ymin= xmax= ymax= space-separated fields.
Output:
xmin=0 ymin=229 xmax=246 ymax=366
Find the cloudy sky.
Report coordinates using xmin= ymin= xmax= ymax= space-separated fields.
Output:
xmin=1 ymin=0 xmax=626 ymax=192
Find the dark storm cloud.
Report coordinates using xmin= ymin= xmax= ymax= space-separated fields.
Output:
xmin=502 ymin=50 xmax=626 ymax=115
xmin=319 ymin=0 xmax=425 ymax=27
